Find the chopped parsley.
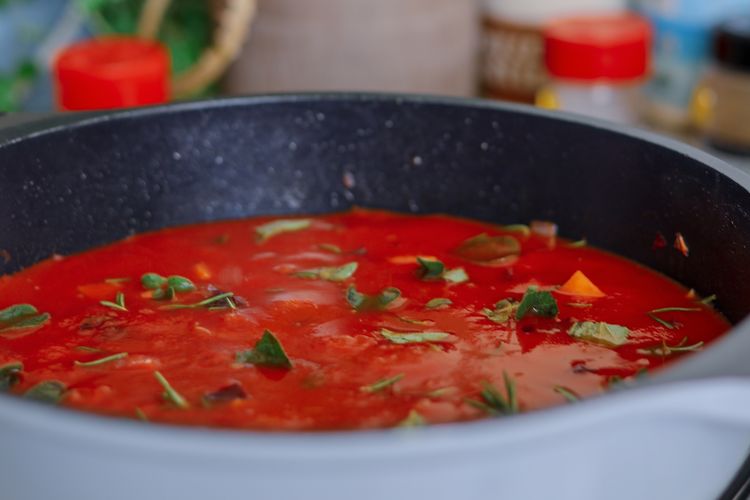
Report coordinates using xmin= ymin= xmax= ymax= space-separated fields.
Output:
xmin=236 ymin=330 xmax=293 ymax=369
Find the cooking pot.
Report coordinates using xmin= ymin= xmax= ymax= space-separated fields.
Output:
xmin=2 ymin=94 xmax=750 ymax=500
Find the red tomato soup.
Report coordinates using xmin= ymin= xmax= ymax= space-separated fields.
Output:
xmin=0 ymin=209 xmax=729 ymax=430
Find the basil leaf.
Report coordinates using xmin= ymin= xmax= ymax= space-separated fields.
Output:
xmin=416 ymin=257 xmax=445 ymax=279
xmin=425 ymin=298 xmax=452 ymax=309
xmin=398 ymin=409 xmax=426 ymax=427
xmin=141 ymin=273 xmax=167 ymax=290
xmin=455 ymin=233 xmax=520 ymax=264
xmin=24 ymin=380 xmax=66 ymax=404
xmin=515 ymin=287 xmax=558 ymax=320
xmin=236 ymin=330 xmax=292 ymax=369
xmin=0 ymin=361 xmax=23 ymax=391
xmin=153 ymin=371 xmax=189 ymax=409
xmin=0 ymin=303 xmax=50 ymax=334
xmin=380 ymin=328 xmax=455 ymax=344
xmin=255 ymin=218 xmax=311 ymax=242
xmin=360 ymin=373 xmax=404 ymax=393
xmin=568 ymin=321 xmax=629 ymax=347
xmin=295 ymin=262 xmax=358 ymax=282
xmin=74 ymin=352 xmax=128 ymax=367
xmin=152 ymin=286 xmax=175 ymax=301
xmin=346 ymin=285 xmax=401 ymax=311
xmin=0 ymin=304 xmax=38 ymax=323
xmin=166 ymin=275 xmax=196 ymax=293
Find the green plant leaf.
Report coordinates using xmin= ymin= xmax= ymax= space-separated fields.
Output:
xmin=24 ymin=380 xmax=66 ymax=404
xmin=515 ymin=287 xmax=558 ymax=320
xmin=236 ymin=330 xmax=292 ymax=369
xmin=568 ymin=321 xmax=629 ymax=347
xmin=380 ymin=328 xmax=454 ymax=345
xmin=0 ymin=361 xmax=22 ymax=391
xmin=154 ymin=371 xmax=189 ymax=409
xmin=295 ymin=262 xmax=358 ymax=282
xmin=360 ymin=373 xmax=404 ymax=393
xmin=255 ymin=219 xmax=311 ymax=242
xmin=425 ymin=298 xmax=452 ymax=309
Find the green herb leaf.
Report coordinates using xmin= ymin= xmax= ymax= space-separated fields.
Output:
xmin=700 ymin=294 xmax=717 ymax=305
xmin=380 ymin=328 xmax=455 ymax=345
xmin=0 ymin=304 xmax=50 ymax=334
xmin=650 ymin=306 xmax=701 ymax=314
xmin=141 ymin=273 xmax=167 ymax=290
xmin=397 ymin=315 xmax=434 ymax=326
xmin=255 ymin=218 xmax=311 ymax=242
xmin=346 ymin=285 xmax=401 ymax=311
xmin=74 ymin=352 xmax=128 ymax=367
xmin=75 ymin=346 xmax=103 ymax=353
xmin=318 ymin=243 xmax=342 ymax=254
xmin=24 ymin=380 xmax=66 ymax=404
xmin=455 ymin=233 xmax=521 ymax=264
xmin=553 ymin=385 xmax=580 ymax=403
xmin=162 ymin=292 xmax=236 ymax=310
xmin=567 ymin=302 xmax=593 ymax=309
xmin=295 ymin=262 xmax=358 ymax=282
xmin=425 ymin=298 xmax=452 ymax=309
xmin=154 ymin=371 xmax=189 ymax=409
xmin=568 ymin=321 xmax=630 ymax=347
xmin=568 ymin=239 xmax=587 ymax=248
xmin=100 ymin=291 xmax=127 ymax=312
xmin=636 ymin=337 xmax=704 ymax=357
xmin=515 ymin=287 xmax=558 ymax=320
xmin=360 ymin=373 xmax=404 ymax=393
xmin=236 ymin=330 xmax=293 ymax=369
xmin=0 ymin=361 xmax=23 ymax=391
xmin=443 ymin=267 xmax=469 ymax=284
xmin=166 ymin=275 xmax=196 ymax=293
xmin=482 ymin=298 xmax=516 ymax=324
xmin=467 ymin=372 xmax=518 ymax=415
xmin=416 ymin=257 xmax=445 ymax=279
xmin=397 ymin=409 xmax=426 ymax=427
xmin=135 ymin=407 xmax=149 ymax=421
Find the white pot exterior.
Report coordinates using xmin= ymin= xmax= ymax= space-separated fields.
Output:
xmin=2 ymin=378 xmax=750 ymax=500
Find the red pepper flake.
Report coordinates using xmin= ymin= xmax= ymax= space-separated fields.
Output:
xmin=674 ymin=232 xmax=689 ymax=257
xmin=652 ymin=232 xmax=667 ymax=250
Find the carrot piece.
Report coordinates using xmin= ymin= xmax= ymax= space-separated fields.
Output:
xmin=194 ymin=262 xmax=212 ymax=280
xmin=388 ymin=255 xmax=438 ymax=265
xmin=558 ymin=270 xmax=605 ymax=298
xmin=77 ymin=282 xmax=120 ymax=300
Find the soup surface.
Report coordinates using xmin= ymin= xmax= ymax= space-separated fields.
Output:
xmin=0 ymin=209 xmax=728 ymax=430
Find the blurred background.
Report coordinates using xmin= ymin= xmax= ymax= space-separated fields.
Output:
xmin=1 ymin=0 xmax=749 ymax=154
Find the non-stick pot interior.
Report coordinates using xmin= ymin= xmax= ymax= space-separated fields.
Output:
xmin=1 ymin=95 xmax=749 ymax=324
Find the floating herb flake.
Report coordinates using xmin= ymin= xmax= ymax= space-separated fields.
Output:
xmin=482 ymin=298 xmax=516 ymax=324
xmin=398 ymin=410 xmax=426 ymax=427
xmin=416 ymin=257 xmax=445 ymax=279
xmin=466 ymin=372 xmax=518 ymax=415
xmin=154 ymin=371 xmax=189 ymax=409
xmin=455 ymin=233 xmax=521 ymax=264
xmin=380 ymin=328 xmax=454 ymax=345
xmin=568 ymin=239 xmax=587 ymax=248
xmin=236 ymin=330 xmax=293 ymax=369
xmin=425 ymin=298 xmax=452 ymax=309
xmin=346 ymin=285 xmax=401 ymax=311
xmin=141 ymin=273 xmax=167 ymax=290
xmin=553 ymin=385 xmax=580 ymax=403
xmin=318 ymin=243 xmax=342 ymax=254
xmin=636 ymin=337 xmax=704 ymax=357
xmin=360 ymin=373 xmax=404 ymax=393
xmin=255 ymin=218 xmax=311 ymax=242
xmin=24 ymin=380 xmax=66 ymax=404
xmin=162 ymin=292 xmax=236 ymax=310
xmin=295 ymin=262 xmax=358 ymax=282
xmin=166 ymin=275 xmax=196 ymax=293
xmin=0 ymin=304 xmax=50 ymax=334
xmin=568 ymin=321 xmax=630 ymax=347
xmin=100 ymin=292 xmax=127 ymax=312
xmin=74 ymin=352 xmax=128 ymax=367
xmin=0 ymin=361 xmax=23 ymax=390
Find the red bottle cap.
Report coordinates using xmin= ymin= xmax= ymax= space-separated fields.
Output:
xmin=54 ymin=37 xmax=170 ymax=111
xmin=543 ymin=14 xmax=651 ymax=81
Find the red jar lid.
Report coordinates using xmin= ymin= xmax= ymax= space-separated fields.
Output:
xmin=543 ymin=14 xmax=651 ymax=81
xmin=54 ymin=37 xmax=170 ymax=111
